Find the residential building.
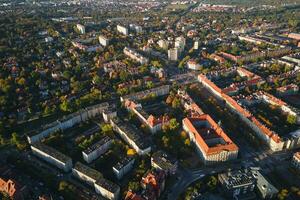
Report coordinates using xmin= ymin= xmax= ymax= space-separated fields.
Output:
xmin=218 ymin=169 xmax=256 ymax=200
xmin=99 ymin=35 xmax=109 ymax=46
xmin=276 ymin=84 xmax=299 ymax=96
xmin=94 ymin=178 xmax=120 ymax=200
xmin=175 ymin=36 xmax=186 ymax=51
xmin=157 ymin=39 xmax=168 ymax=50
xmin=168 ymin=48 xmax=179 ymax=61
xmin=0 ymin=178 xmax=27 ymax=200
xmin=117 ymin=25 xmax=129 ymax=35
xmin=183 ymin=115 xmax=239 ymax=165
xmin=76 ymin=24 xmax=85 ymax=34
xmin=72 ymin=162 xmax=102 ymax=186
xmin=292 ymin=152 xmax=300 ymax=171
xmin=124 ymin=100 xmax=169 ymax=134
xmin=198 ymin=74 xmax=290 ymax=152
xmin=113 ymin=157 xmax=135 ymax=180
xmin=82 ymin=136 xmax=113 ymax=163
xmin=110 ymin=117 xmax=151 ymax=155
xmin=288 ymin=33 xmax=300 ymax=40
xmin=252 ymin=170 xmax=278 ymax=199
xmin=120 ymin=85 xmax=170 ymax=102
xmin=31 ymin=143 xmax=73 ymax=172
xmin=124 ymin=47 xmax=149 ymax=65
xmin=129 ymin=24 xmax=143 ymax=33
xmin=141 ymin=170 xmax=166 ymax=200
xmin=187 ymin=59 xmax=201 ymax=70
xmin=27 ymin=102 xmax=109 ymax=144
xmin=151 ymin=151 xmax=178 ymax=175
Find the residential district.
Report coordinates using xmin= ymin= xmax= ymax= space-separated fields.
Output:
xmin=0 ymin=0 xmax=300 ymax=200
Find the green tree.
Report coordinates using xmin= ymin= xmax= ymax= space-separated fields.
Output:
xmin=169 ymin=118 xmax=179 ymax=130
xmin=287 ymin=115 xmax=296 ymax=125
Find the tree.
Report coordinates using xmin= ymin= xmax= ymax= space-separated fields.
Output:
xmin=287 ymin=115 xmax=296 ymax=125
xmin=171 ymin=98 xmax=181 ymax=109
xmin=101 ymin=124 xmax=113 ymax=135
xmin=119 ymin=70 xmax=129 ymax=82
xmin=60 ymin=100 xmax=72 ymax=112
xmin=169 ymin=118 xmax=179 ymax=131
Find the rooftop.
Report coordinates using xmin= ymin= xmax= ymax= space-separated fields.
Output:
xmin=32 ymin=143 xmax=72 ymax=163
xmin=112 ymin=117 xmax=151 ymax=150
xmin=219 ymin=169 xmax=256 ymax=189
xmin=73 ymin=162 xmax=103 ymax=181
xmin=83 ymin=136 xmax=112 ymax=155
xmin=113 ymin=157 xmax=135 ymax=171
xmin=95 ymin=178 xmax=119 ymax=193
xmin=183 ymin=115 xmax=238 ymax=155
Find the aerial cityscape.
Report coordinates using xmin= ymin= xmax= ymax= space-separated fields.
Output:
xmin=0 ymin=0 xmax=300 ymax=200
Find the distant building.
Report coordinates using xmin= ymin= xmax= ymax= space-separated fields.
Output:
xmin=82 ymin=136 xmax=113 ymax=163
xmin=168 ymin=48 xmax=179 ymax=61
xmin=94 ymin=178 xmax=120 ymax=200
xmin=157 ymin=39 xmax=168 ymax=50
xmin=72 ymin=162 xmax=102 ymax=186
xmin=183 ymin=115 xmax=238 ymax=165
xmin=99 ymin=35 xmax=109 ymax=46
xmin=218 ymin=169 xmax=256 ymax=200
xmin=288 ymin=33 xmax=300 ymax=40
xmin=187 ymin=59 xmax=201 ymax=70
xmin=129 ymin=24 xmax=143 ymax=33
xmin=123 ymin=47 xmax=149 ymax=65
xmin=151 ymin=151 xmax=177 ymax=175
xmin=276 ymin=84 xmax=299 ymax=96
xmin=31 ymin=143 xmax=73 ymax=172
xmin=117 ymin=25 xmax=129 ymax=35
xmin=76 ymin=24 xmax=85 ymax=34
xmin=175 ymin=36 xmax=186 ymax=51
xmin=113 ymin=157 xmax=135 ymax=180
xmin=292 ymin=152 xmax=300 ymax=171
xmin=120 ymin=85 xmax=170 ymax=102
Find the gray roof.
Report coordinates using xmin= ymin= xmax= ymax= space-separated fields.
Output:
xmin=32 ymin=143 xmax=71 ymax=163
xmin=83 ymin=136 xmax=112 ymax=155
xmin=73 ymin=162 xmax=103 ymax=181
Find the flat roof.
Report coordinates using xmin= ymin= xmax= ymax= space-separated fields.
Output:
xmin=73 ymin=162 xmax=102 ymax=181
xmin=95 ymin=178 xmax=119 ymax=193
xmin=112 ymin=117 xmax=151 ymax=150
xmin=113 ymin=157 xmax=135 ymax=171
xmin=83 ymin=136 xmax=112 ymax=155
xmin=32 ymin=143 xmax=71 ymax=163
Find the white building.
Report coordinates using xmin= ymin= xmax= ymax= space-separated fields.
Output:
xmin=129 ymin=24 xmax=143 ymax=33
xmin=110 ymin=117 xmax=151 ymax=155
xmin=187 ymin=60 xmax=201 ymax=70
xmin=123 ymin=47 xmax=149 ymax=64
xmin=94 ymin=179 xmax=120 ymax=200
xmin=113 ymin=157 xmax=135 ymax=180
xmin=117 ymin=25 xmax=128 ymax=35
xmin=99 ymin=35 xmax=109 ymax=46
xmin=76 ymin=24 xmax=85 ymax=34
xmin=72 ymin=162 xmax=102 ymax=186
xmin=158 ymin=39 xmax=168 ymax=50
xmin=168 ymin=48 xmax=179 ymax=61
xmin=31 ymin=143 xmax=73 ymax=172
xmin=82 ymin=136 xmax=113 ymax=163
xmin=175 ymin=36 xmax=186 ymax=51
xmin=27 ymin=102 xmax=109 ymax=144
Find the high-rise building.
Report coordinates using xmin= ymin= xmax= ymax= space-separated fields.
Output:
xmin=76 ymin=24 xmax=85 ymax=34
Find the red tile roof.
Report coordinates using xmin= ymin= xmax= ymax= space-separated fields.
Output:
xmin=183 ymin=115 xmax=238 ymax=156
